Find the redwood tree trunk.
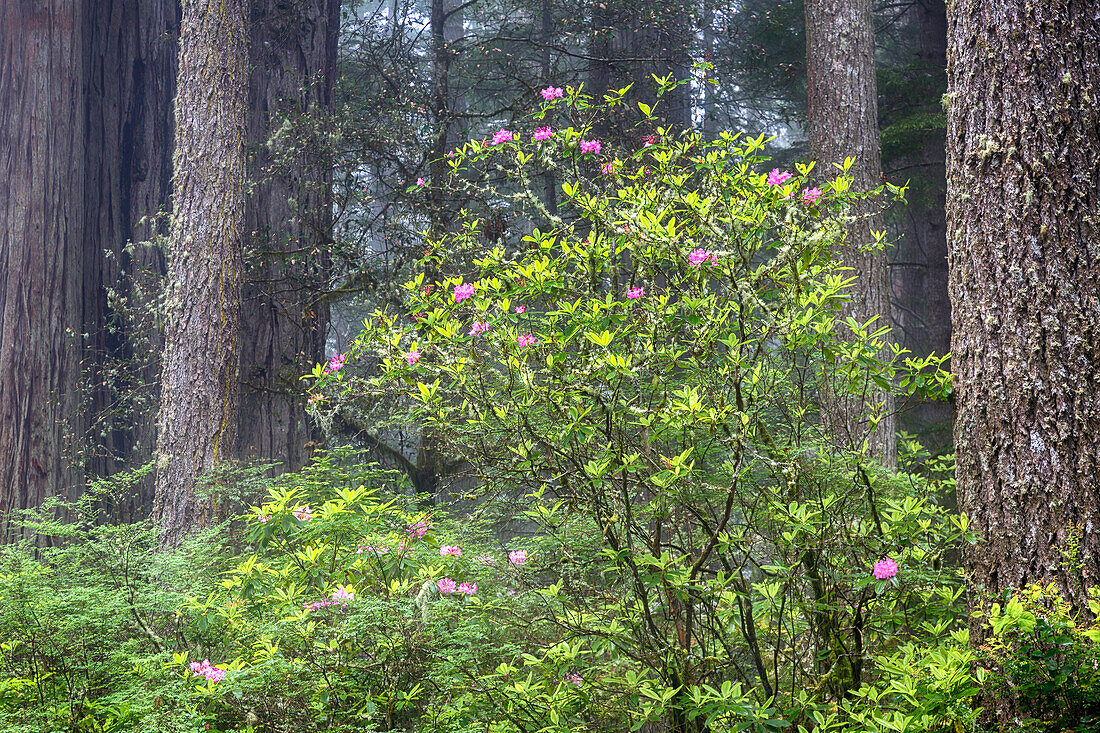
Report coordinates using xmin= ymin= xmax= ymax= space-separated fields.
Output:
xmin=84 ymin=0 xmax=177 ymax=517
xmin=237 ymin=0 xmax=338 ymax=472
xmin=0 ymin=2 xmax=87 ymax=541
xmin=805 ymin=0 xmax=896 ymax=465
xmin=154 ymin=0 xmax=249 ymax=544
xmin=947 ymin=0 xmax=1100 ymax=614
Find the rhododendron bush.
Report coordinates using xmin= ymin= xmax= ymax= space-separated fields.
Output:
xmin=301 ymin=88 xmax=978 ymax=731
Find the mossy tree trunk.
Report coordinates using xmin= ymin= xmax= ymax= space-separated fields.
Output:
xmin=806 ymin=0 xmax=896 ymax=467
xmin=154 ymin=0 xmax=249 ymax=545
xmin=946 ymin=0 xmax=1100 ymax=646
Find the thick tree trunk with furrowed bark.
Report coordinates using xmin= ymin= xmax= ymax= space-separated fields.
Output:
xmin=946 ymin=0 xmax=1100 ymax=665
xmin=806 ymin=0 xmax=896 ymax=466
xmin=0 ymin=2 xmax=88 ymax=541
xmin=154 ymin=0 xmax=249 ymax=545
xmin=237 ymin=0 xmax=338 ymax=473
xmin=0 ymin=1 xmax=177 ymax=540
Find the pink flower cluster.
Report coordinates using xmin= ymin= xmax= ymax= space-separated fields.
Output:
xmin=540 ymin=86 xmax=564 ymax=100
xmin=304 ymin=586 xmax=355 ymax=612
xmin=514 ymin=305 xmax=526 ymax=314
xmin=490 ymin=128 xmax=514 ymax=146
xmin=358 ymin=544 xmax=390 ymax=555
xmin=626 ymin=286 xmax=645 ymax=300
xmin=688 ymin=249 xmax=717 ymax=267
xmin=802 ymin=187 xmax=823 ymax=204
xmin=294 ymin=505 xmax=314 ymax=522
xmin=517 ymin=334 xmax=537 ymax=348
xmin=567 ymin=672 xmax=583 ymax=687
xmin=469 ymin=320 xmax=490 ymax=335
xmin=189 ymin=659 xmax=225 ymax=683
xmin=642 ymin=134 xmax=657 ymax=147
xmin=600 ymin=160 xmax=617 ymax=175
xmin=766 ymin=168 xmax=793 ymax=186
xmin=475 ymin=553 xmax=497 ymax=567
xmin=508 ymin=549 xmax=527 ymax=566
xmin=438 ymin=578 xmax=477 ymax=595
xmin=579 ymin=139 xmax=602 ymax=155
xmin=454 ymin=283 xmax=476 ymax=303
xmin=440 ymin=545 xmax=462 ymax=557
xmin=407 ymin=519 xmax=431 ymax=539
xmin=326 ymin=354 xmax=345 ymax=372
xmin=405 ymin=349 xmax=421 ymax=365
xmin=533 ymin=126 xmax=553 ymax=141
xmin=416 ymin=177 xmax=427 ymax=187
xmin=873 ymin=557 xmax=898 ymax=580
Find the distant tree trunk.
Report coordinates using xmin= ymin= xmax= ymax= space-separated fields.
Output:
xmin=0 ymin=2 xmax=88 ymax=541
xmin=889 ymin=0 xmax=951 ymax=455
xmin=237 ymin=0 xmax=339 ymax=473
xmin=588 ymin=0 xmax=694 ymax=137
xmin=947 ymin=0 xmax=1100 ymax=646
xmin=805 ymin=0 xmax=896 ymax=466
xmin=154 ymin=0 xmax=249 ymax=544
xmin=84 ymin=0 xmax=177 ymax=518
xmin=427 ymin=0 xmax=466 ymax=234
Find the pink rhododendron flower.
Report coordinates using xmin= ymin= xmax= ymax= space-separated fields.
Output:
xmin=517 ymin=334 xmax=537 ymax=348
xmin=405 ymin=349 xmax=421 ymax=365
xmin=766 ymin=168 xmax=793 ymax=186
xmin=454 ymin=283 xmax=475 ymax=302
xmin=258 ymin=514 xmax=271 ymax=523
xmin=469 ymin=320 xmax=490 ymax=335
xmin=508 ymin=549 xmax=527 ymax=566
xmin=627 ymin=286 xmax=645 ymax=300
xmin=437 ymin=577 xmax=457 ymax=594
xmin=475 ymin=553 xmax=497 ymax=566
xmin=407 ymin=520 xmax=431 ymax=538
xmin=600 ymin=160 xmax=617 ymax=175
xmin=579 ymin=139 xmax=602 ymax=155
xmin=567 ymin=672 xmax=582 ymax=686
xmin=490 ymin=128 xmax=514 ymax=146
xmin=802 ymin=187 xmax=823 ymax=204
xmin=326 ymin=354 xmax=345 ymax=372
xmin=642 ymin=134 xmax=657 ymax=147
xmin=190 ymin=659 xmax=225 ymax=683
xmin=514 ymin=305 xmax=526 ymax=314
xmin=540 ymin=86 xmax=564 ymax=100
xmin=873 ymin=557 xmax=898 ymax=580
xmin=457 ymin=582 xmax=478 ymax=595
xmin=416 ymin=177 xmax=427 ymax=187
xmin=533 ymin=126 xmax=553 ymax=141
xmin=440 ymin=545 xmax=462 ymax=557
xmin=294 ymin=505 xmax=314 ymax=522
xmin=357 ymin=544 xmax=390 ymax=555
xmin=331 ymin=586 xmax=355 ymax=601
xmin=688 ymin=249 xmax=717 ymax=267
xmin=307 ymin=393 xmax=323 ymax=405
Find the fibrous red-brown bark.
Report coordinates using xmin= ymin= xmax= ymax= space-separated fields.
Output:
xmin=154 ymin=0 xmax=249 ymax=544
xmin=0 ymin=2 xmax=87 ymax=541
xmin=947 ymin=0 xmax=1100 ymax=611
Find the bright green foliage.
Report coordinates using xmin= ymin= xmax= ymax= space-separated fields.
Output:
xmin=983 ymin=585 xmax=1100 ymax=731
xmin=0 ymin=94 xmax=990 ymax=733
xmin=311 ymin=90 xmax=967 ymax=730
